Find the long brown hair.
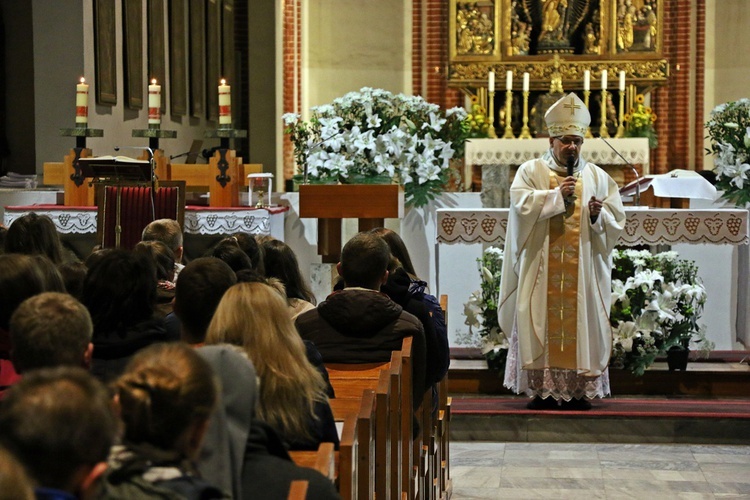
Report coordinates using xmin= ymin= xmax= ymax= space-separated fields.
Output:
xmin=206 ymin=282 xmax=328 ymax=443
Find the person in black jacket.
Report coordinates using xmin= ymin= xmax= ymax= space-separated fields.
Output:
xmin=295 ymin=231 xmax=428 ymax=411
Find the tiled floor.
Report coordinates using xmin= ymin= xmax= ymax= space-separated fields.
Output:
xmin=451 ymin=442 xmax=750 ymax=499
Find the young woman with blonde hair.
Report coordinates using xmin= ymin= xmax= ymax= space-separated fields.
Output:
xmin=206 ymin=282 xmax=338 ymax=450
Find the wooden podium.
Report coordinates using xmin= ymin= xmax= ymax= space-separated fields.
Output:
xmin=299 ymin=184 xmax=404 ymax=262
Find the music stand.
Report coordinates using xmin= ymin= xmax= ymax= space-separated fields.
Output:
xmin=77 ymin=156 xmax=152 ymax=182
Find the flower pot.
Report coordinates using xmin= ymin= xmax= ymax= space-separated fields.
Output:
xmin=666 ymin=345 xmax=689 ymax=371
xmin=341 ymin=173 xmax=393 ymax=185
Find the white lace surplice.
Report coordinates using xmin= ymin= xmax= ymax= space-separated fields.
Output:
xmin=503 ymin=324 xmax=610 ymax=401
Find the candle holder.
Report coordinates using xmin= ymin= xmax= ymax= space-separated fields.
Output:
xmin=615 ymin=89 xmax=626 ymax=138
xmin=583 ymin=90 xmax=593 ymax=139
xmin=599 ymin=90 xmax=610 ymax=138
xmin=133 ymin=127 xmax=177 ymax=152
xmin=519 ymin=91 xmax=532 ymax=139
xmin=487 ymin=90 xmax=497 ymax=138
xmin=502 ymin=90 xmax=515 ymax=139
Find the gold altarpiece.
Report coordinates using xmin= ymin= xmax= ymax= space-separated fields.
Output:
xmin=449 ymin=0 xmax=668 ymax=137
xmin=449 ymin=0 xmax=667 ymax=87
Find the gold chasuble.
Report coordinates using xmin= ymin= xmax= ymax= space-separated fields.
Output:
xmin=546 ymin=171 xmax=582 ymax=369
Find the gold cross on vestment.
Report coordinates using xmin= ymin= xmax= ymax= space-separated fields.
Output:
xmin=548 ymin=301 xmax=577 ymax=351
xmin=563 ymin=96 xmax=581 ymax=116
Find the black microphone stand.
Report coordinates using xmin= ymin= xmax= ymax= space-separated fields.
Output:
xmin=600 ymin=137 xmax=641 ymax=206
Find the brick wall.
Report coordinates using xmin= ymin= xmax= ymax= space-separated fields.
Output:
xmin=412 ymin=0 xmax=462 ymax=108
xmin=652 ymin=0 xmax=705 ymax=174
xmin=281 ymin=0 xmax=301 ymax=182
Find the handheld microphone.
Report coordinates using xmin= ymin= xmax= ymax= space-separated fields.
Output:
xmin=566 ymin=156 xmax=575 ymax=177
xmin=599 ymin=137 xmax=641 ymax=206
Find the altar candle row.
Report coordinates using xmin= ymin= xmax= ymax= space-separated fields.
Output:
xmin=73 ymin=78 xmax=232 ymax=126
xmin=489 ymin=70 xmax=627 ymax=92
xmin=487 ymin=71 xmax=531 ymax=92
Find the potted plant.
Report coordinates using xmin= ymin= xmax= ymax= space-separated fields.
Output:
xmin=609 ymin=249 xmax=713 ymax=375
xmin=282 ymin=87 xmax=469 ymax=207
xmin=460 ymin=246 xmax=508 ymax=374
xmin=706 ymin=98 xmax=750 ymax=206
xmin=623 ymin=94 xmax=658 ymax=149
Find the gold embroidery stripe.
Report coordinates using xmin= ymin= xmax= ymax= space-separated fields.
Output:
xmin=546 ymin=171 xmax=581 ymax=369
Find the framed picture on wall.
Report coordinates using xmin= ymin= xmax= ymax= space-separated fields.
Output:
xmin=189 ymin=0 xmax=205 ymax=118
xmin=148 ymin=0 xmax=166 ymax=113
xmin=206 ymin=0 xmax=221 ymax=122
xmin=123 ymin=0 xmax=143 ymax=109
xmin=170 ymin=0 xmax=188 ymax=116
xmin=94 ymin=0 xmax=117 ymax=105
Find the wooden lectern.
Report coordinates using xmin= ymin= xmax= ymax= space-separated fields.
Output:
xmin=299 ymin=184 xmax=404 ymax=262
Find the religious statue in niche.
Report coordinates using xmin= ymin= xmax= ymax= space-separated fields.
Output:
xmin=512 ymin=0 xmax=599 ymax=55
xmin=616 ymin=0 xmax=659 ymax=53
xmin=456 ymin=2 xmax=496 ymax=56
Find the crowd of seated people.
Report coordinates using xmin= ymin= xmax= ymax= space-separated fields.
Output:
xmin=0 ymin=212 xmax=447 ymax=499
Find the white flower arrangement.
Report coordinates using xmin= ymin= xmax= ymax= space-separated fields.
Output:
xmin=460 ymin=246 xmax=509 ymax=372
xmin=283 ymin=87 xmax=469 ymax=207
xmin=706 ymin=98 xmax=750 ymax=205
xmin=610 ymin=249 xmax=713 ymax=375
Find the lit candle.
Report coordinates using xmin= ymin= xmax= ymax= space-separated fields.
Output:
xmin=488 ymin=71 xmax=495 ymax=92
xmin=619 ymin=70 xmax=626 ymax=91
xmin=219 ymin=79 xmax=232 ymax=126
xmin=506 ymin=70 xmax=513 ymax=91
xmin=76 ymin=77 xmax=89 ymax=125
xmin=583 ymin=70 xmax=590 ymax=91
xmin=601 ymin=69 xmax=608 ymax=91
xmin=523 ymin=72 xmax=529 ymax=92
xmin=148 ymin=79 xmax=161 ymax=126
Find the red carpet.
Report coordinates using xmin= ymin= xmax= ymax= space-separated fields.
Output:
xmin=452 ymin=397 xmax=750 ymax=419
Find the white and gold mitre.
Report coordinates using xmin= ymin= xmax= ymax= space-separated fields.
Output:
xmin=544 ymin=92 xmax=591 ymax=138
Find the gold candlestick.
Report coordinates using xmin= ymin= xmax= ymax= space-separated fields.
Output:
xmin=487 ymin=90 xmax=497 ymax=138
xmin=615 ymin=89 xmax=626 ymax=138
xmin=599 ymin=89 xmax=610 ymax=138
xmin=502 ymin=90 xmax=515 ymax=139
xmin=583 ymin=90 xmax=593 ymax=138
xmin=519 ymin=91 xmax=532 ymax=139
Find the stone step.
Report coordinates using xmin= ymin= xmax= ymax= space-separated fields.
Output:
xmin=449 ymin=395 xmax=750 ymax=445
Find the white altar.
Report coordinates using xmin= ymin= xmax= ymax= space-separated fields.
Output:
xmin=435 ymin=207 xmax=749 ymax=351
xmin=464 ymin=137 xmax=651 ymax=206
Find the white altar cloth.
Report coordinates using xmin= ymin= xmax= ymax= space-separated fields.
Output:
xmin=436 ymin=208 xmax=748 ymax=246
xmin=465 ymin=137 xmax=651 ymax=174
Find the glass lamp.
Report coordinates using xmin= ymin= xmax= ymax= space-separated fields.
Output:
xmin=248 ymin=173 xmax=274 ymax=208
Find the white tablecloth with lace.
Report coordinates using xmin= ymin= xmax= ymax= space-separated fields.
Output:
xmin=3 ymin=205 xmax=289 ymax=239
xmin=436 ymin=208 xmax=749 ymax=246
xmin=465 ymin=137 xmax=651 ymax=174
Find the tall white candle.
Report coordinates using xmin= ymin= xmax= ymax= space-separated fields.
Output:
xmin=76 ymin=77 xmax=89 ymax=125
xmin=583 ymin=70 xmax=590 ymax=91
xmin=523 ymin=72 xmax=529 ymax=92
xmin=619 ymin=70 xmax=626 ymax=91
xmin=148 ymin=79 xmax=161 ymax=125
xmin=506 ymin=70 xmax=513 ymax=91
xmin=601 ymin=70 xmax=608 ymax=91
xmin=488 ymin=71 xmax=495 ymax=92
xmin=219 ymin=79 xmax=232 ymax=126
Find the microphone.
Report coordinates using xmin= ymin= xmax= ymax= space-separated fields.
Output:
xmin=566 ymin=156 xmax=575 ymax=177
xmin=599 ymin=137 xmax=641 ymax=206
xmin=114 ymin=145 xmax=154 ymax=161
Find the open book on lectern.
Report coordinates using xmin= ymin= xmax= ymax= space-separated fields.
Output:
xmin=77 ymin=156 xmax=152 ymax=181
xmin=619 ymin=176 xmax=653 ymax=197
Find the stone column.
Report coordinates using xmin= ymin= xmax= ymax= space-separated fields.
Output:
xmin=481 ymin=164 xmax=511 ymax=208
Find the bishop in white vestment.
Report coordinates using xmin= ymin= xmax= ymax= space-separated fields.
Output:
xmin=498 ymin=93 xmax=626 ymax=409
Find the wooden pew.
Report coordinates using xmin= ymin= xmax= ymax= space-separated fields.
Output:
xmin=438 ymin=376 xmax=452 ymax=499
xmin=400 ymin=337 xmax=416 ymax=500
xmin=287 ymin=480 xmax=308 ymax=499
xmin=388 ymin=351 xmax=404 ymax=500
xmin=374 ymin=367 xmax=392 ymax=500
xmin=289 ymin=442 xmax=338 ymax=481
xmin=338 ymin=414 xmax=358 ymax=500
xmin=357 ymin=389 xmax=376 ymax=500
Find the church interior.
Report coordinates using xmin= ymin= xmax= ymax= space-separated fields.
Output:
xmin=1 ymin=0 xmax=750 ymax=498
